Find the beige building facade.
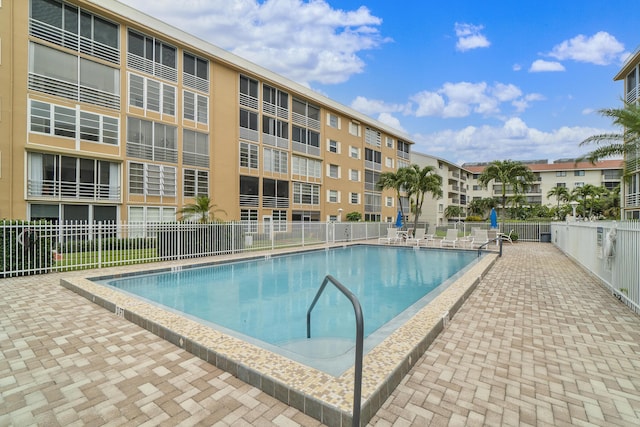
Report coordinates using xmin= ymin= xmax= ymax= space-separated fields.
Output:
xmin=0 ymin=0 xmax=413 ymax=225
xmin=615 ymin=49 xmax=640 ymax=219
xmin=464 ymin=159 xmax=623 ymax=209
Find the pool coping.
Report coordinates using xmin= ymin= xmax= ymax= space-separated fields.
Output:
xmin=60 ymin=243 xmax=498 ymax=426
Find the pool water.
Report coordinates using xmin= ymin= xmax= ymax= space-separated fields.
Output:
xmin=95 ymin=245 xmax=478 ymax=374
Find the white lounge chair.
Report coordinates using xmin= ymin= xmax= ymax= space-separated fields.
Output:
xmin=440 ymin=228 xmax=459 ymax=248
xmin=472 ymin=229 xmax=489 ymax=248
xmin=406 ymin=229 xmax=426 ymax=246
xmin=378 ymin=228 xmax=401 ymax=245
xmin=499 ymin=229 xmax=515 ymax=244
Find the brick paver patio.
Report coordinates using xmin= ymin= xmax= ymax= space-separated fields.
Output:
xmin=1 ymin=242 xmax=639 ymax=426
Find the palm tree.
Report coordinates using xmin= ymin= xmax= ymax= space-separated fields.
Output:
xmin=579 ymin=101 xmax=640 ymax=165
xmin=403 ymin=164 xmax=443 ymax=233
xmin=444 ymin=205 xmax=464 ymax=222
xmin=178 ymin=195 xmax=226 ymax=223
xmin=547 ymin=185 xmax=570 ymax=211
xmin=478 ymin=160 xmax=535 ymax=224
xmin=377 ymin=168 xmax=411 ymax=224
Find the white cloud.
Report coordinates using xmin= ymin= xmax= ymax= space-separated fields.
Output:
xmin=512 ymin=64 xmax=522 ymax=71
xmin=529 ymin=59 xmax=566 ymax=72
xmin=376 ymin=113 xmax=406 ymax=133
xmin=118 ymin=0 xmax=388 ymax=85
xmin=454 ymin=23 xmax=490 ymax=52
xmin=350 ymin=96 xmax=411 ymax=115
xmin=409 ymin=81 xmax=540 ymax=119
xmin=412 ymin=119 xmax=611 ymax=165
xmin=548 ymin=31 xmax=627 ymax=65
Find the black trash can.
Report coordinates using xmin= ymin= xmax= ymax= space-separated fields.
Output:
xmin=540 ymin=232 xmax=551 ymax=243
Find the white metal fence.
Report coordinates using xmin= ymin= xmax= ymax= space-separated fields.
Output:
xmin=551 ymin=220 xmax=640 ymax=314
xmin=1 ymin=220 xmax=390 ymax=278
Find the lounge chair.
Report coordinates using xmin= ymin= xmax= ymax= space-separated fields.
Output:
xmin=440 ymin=228 xmax=459 ymax=248
xmin=378 ymin=228 xmax=401 ymax=245
xmin=406 ymin=228 xmax=426 ymax=246
xmin=472 ymin=229 xmax=489 ymax=248
xmin=499 ymin=229 xmax=515 ymax=244
xmin=487 ymin=229 xmax=498 ymax=246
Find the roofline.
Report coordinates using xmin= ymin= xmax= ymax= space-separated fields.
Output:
xmin=614 ymin=46 xmax=640 ymax=81
xmin=412 ymin=151 xmax=472 ymax=173
xmin=91 ymin=0 xmax=414 ymax=142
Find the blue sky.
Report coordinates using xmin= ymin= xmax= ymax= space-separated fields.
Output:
xmin=119 ymin=0 xmax=637 ymax=165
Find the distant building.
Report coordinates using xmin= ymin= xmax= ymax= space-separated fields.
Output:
xmin=410 ymin=152 xmax=471 ymax=227
xmin=614 ymin=49 xmax=640 ymax=219
xmin=464 ymin=159 xmax=623 ymax=208
xmin=0 ymin=0 xmax=413 ymax=225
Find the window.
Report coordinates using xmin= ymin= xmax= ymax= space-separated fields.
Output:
xmin=263 ymin=84 xmax=288 ymax=113
xmin=365 ymin=127 xmax=381 ymax=147
xmin=365 ymin=148 xmax=382 ymax=170
xmin=262 ymin=179 xmax=289 ymax=208
xmin=328 ymin=139 xmax=339 ymax=153
xmin=556 ymin=183 xmax=566 ymax=188
xmin=183 ymin=90 xmax=208 ymax=124
xmin=240 ymin=142 xmax=259 ymax=169
xmin=350 ymin=192 xmax=360 ymax=204
xmin=183 ymin=169 xmax=208 ymax=197
xmin=386 ymin=137 xmax=394 ymax=148
xmin=556 ymin=171 xmax=567 ymax=177
xmin=364 ymin=192 xmax=381 ymax=213
xmin=575 ymin=182 xmax=584 ymax=187
xmin=240 ymin=175 xmax=259 ymax=206
xmin=128 ymin=74 xmax=176 ymax=116
xmin=183 ymin=130 xmax=209 ymax=168
xmin=349 ymin=122 xmax=361 ymax=137
xmin=365 ymin=169 xmax=380 ymax=191
xmin=272 ymin=210 xmax=287 ymax=232
xmin=327 ymin=113 xmax=340 ymax=129
xmin=30 ymin=0 xmax=120 ymax=63
xmin=327 ymin=190 xmax=339 ymax=203
xmin=128 ymin=162 xmax=175 ymax=196
xmin=293 ymin=182 xmax=320 ymax=205
xmin=397 ymin=139 xmax=410 ymax=159
xmin=29 ymin=42 xmax=120 ymax=109
xmin=240 ymin=209 xmax=258 ymax=233
xmin=128 ymin=206 xmax=176 ymax=224
xmin=292 ymin=98 xmax=320 ymax=126
xmin=292 ymin=126 xmax=320 ymax=155
xmin=386 ymin=197 xmax=393 ymax=207
xmin=574 ymin=170 xmax=585 ymax=176
xmin=328 ymin=164 xmax=340 ymax=179
xmin=291 ymin=156 xmax=321 ymax=178
xmin=239 ymin=75 xmax=259 ymax=109
xmin=127 ymin=30 xmax=177 ymax=81
xmin=350 ymin=169 xmax=360 ymax=182
xmin=385 ymin=157 xmax=394 ymax=168
xmin=349 ymin=146 xmax=360 ymax=159
xmin=29 ymin=100 xmax=119 ymax=144
xmin=126 ymin=117 xmax=177 ymax=163
xmin=27 ymin=153 xmax=120 ymax=200
xmin=263 ymin=148 xmax=288 ymax=174
xmin=183 ymin=52 xmax=209 ymax=92
xmin=263 ymin=116 xmax=289 ymax=139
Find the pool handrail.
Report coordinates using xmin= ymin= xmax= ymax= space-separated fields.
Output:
xmin=306 ymin=274 xmax=363 ymax=427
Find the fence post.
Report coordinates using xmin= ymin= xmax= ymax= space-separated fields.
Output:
xmin=302 ymin=221 xmax=305 ymax=247
xmin=98 ymin=221 xmax=102 ymax=269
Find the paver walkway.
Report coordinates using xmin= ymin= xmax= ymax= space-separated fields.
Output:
xmin=1 ymin=243 xmax=639 ymax=426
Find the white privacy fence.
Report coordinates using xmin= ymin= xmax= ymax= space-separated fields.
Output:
xmin=1 ymin=220 xmax=390 ymax=278
xmin=551 ymin=221 xmax=640 ymax=314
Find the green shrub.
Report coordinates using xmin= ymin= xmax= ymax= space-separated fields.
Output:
xmin=465 ymin=215 xmax=483 ymax=222
xmin=1 ymin=220 xmax=53 ymax=277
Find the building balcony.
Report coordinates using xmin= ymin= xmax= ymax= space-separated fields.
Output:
xmin=27 ymin=180 xmax=121 ymax=201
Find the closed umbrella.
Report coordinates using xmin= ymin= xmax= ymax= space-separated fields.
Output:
xmin=395 ymin=210 xmax=403 ymax=229
xmin=490 ymin=208 xmax=498 ymax=229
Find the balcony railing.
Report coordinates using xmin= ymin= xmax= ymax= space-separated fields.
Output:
xmin=28 ymin=180 xmax=121 ymax=201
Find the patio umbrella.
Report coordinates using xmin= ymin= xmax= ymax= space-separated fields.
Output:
xmin=395 ymin=210 xmax=403 ymax=228
xmin=490 ymin=208 xmax=498 ymax=229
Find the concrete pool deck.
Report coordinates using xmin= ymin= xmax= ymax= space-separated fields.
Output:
xmin=2 ymin=242 xmax=640 ymax=426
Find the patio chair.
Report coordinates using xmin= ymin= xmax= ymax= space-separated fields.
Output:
xmin=499 ymin=229 xmax=515 ymax=244
xmin=378 ymin=228 xmax=401 ymax=245
xmin=406 ymin=228 xmax=426 ymax=246
xmin=440 ymin=228 xmax=459 ymax=248
xmin=472 ymin=229 xmax=489 ymax=248
xmin=487 ymin=229 xmax=498 ymax=246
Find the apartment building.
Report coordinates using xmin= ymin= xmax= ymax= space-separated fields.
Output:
xmin=0 ymin=0 xmax=412 ymax=225
xmin=410 ymin=152 xmax=471 ymax=226
xmin=464 ymin=159 xmax=623 ymax=207
xmin=614 ymin=49 xmax=640 ymax=219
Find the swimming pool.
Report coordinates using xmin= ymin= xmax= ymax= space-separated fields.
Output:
xmin=94 ymin=245 xmax=477 ymax=375
xmin=63 ymin=244 xmax=496 ymax=426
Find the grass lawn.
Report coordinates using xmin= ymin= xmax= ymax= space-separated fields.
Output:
xmin=53 ymin=248 xmax=157 ymax=271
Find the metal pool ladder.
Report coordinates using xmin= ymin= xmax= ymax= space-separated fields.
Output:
xmin=306 ymin=275 xmax=363 ymax=427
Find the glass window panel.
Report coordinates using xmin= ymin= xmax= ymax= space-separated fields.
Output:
xmin=197 ymin=95 xmax=208 ymax=124
xmin=32 ymin=0 xmax=62 ymax=27
xmin=183 ymin=53 xmax=195 ymax=75
xmin=30 ymin=43 xmax=78 ymax=83
xmin=128 ymin=30 xmax=144 ymax=56
xmin=146 ymin=79 xmax=160 ymax=112
xmin=54 ymin=106 xmax=76 ymax=138
xmin=93 ymin=17 xmax=118 ymax=48
xmin=80 ymin=12 xmax=92 ymax=39
xmin=80 ymin=112 xmax=100 ymax=141
xmin=161 ymin=44 xmax=176 ymax=68
xmin=163 ymin=85 xmax=175 ymax=116
xmin=80 ymin=58 xmax=119 ymax=93
xmin=129 ymin=74 xmax=144 ymax=108
xmin=63 ymin=5 xmax=78 ymax=35
xmin=196 ymin=58 xmax=208 ymax=80
xmin=30 ymin=101 xmax=52 ymax=134
xmin=184 ymin=91 xmax=195 ymax=120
